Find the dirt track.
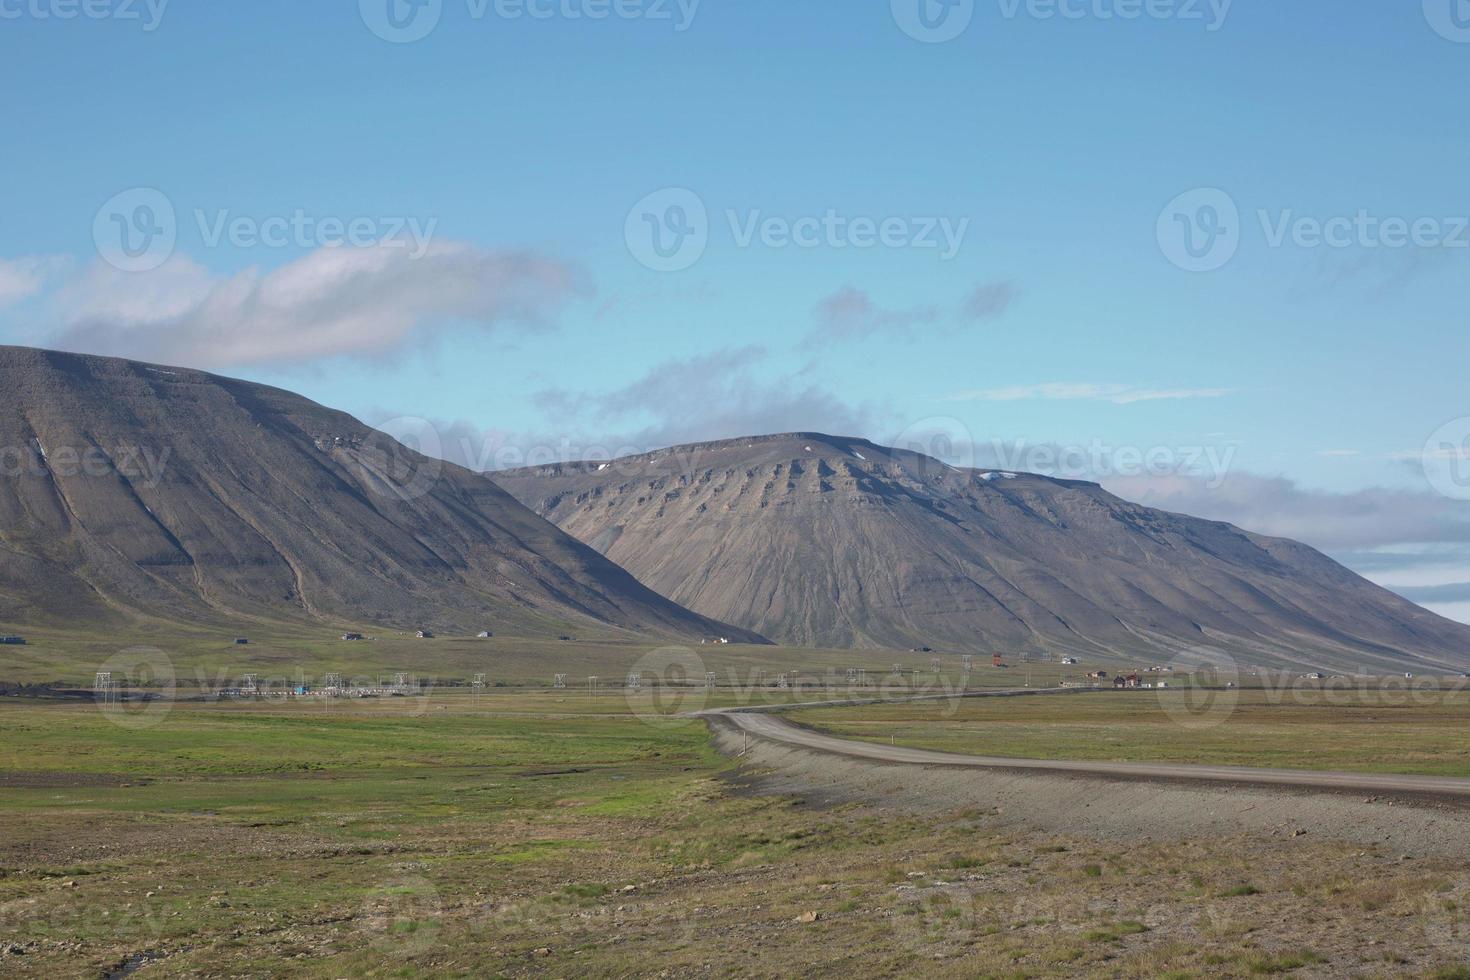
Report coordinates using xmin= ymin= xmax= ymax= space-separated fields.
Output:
xmin=709 ymin=695 xmax=1470 ymax=798
xmin=700 ymin=693 xmax=1470 ymax=858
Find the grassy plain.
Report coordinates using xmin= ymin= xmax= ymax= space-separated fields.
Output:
xmin=3 ymin=692 xmax=1470 ymax=977
xmin=790 ymin=686 xmax=1470 ymax=777
xmin=0 ymin=623 xmax=1096 ymax=692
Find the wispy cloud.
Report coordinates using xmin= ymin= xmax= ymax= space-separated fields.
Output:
xmin=41 ymin=243 xmax=588 ymax=370
xmin=1105 ymin=472 xmax=1470 ymax=623
xmin=960 ymin=280 xmax=1017 ymax=322
xmin=948 ymin=383 xmax=1233 ymax=405
xmin=1105 ymin=472 xmax=1470 ymax=552
xmin=804 ymin=287 xmax=938 ymax=348
xmin=1388 ymin=582 xmax=1470 ymax=604
xmin=0 ymin=256 xmax=67 ymax=308
xmin=803 ymin=279 xmax=1016 ymax=348
xmin=531 ymin=346 xmax=883 ymax=454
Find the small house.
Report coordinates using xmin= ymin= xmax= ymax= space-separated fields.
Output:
xmin=477 ymin=630 xmax=493 ymax=639
xmin=342 ymin=632 xmax=364 ymax=641
xmin=0 ymin=636 xmax=25 ymax=645
xmin=234 ymin=637 xmax=249 ymax=645
xmin=416 ymin=630 xmax=434 ymax=639
xmin=1061 ymin=657 xmax=1079 ymax=666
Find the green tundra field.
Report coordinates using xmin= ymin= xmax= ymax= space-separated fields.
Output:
xmin=4 ymin=690 xmax=1470 ymax=978
xmin=790 ymin=686 xmax=1470 ymax=778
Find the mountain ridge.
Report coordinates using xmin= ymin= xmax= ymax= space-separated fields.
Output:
xmin=495 ymin=432 xmax=1470 ymax=672
xmin=0 ymin=345 xmax=764 ymax=642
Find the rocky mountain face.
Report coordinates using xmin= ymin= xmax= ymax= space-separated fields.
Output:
xmin=496 ymin=432 xmax=1470 ymax=672
xmin=0 ymin=346 xmax=762 ymax=641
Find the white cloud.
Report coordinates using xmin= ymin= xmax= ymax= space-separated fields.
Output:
xmin=948 ymin=383 xmax=1234 ymax=405
xmin=1104 ymin=471 xmax=1470 ymax=624
xmin=1105 ymin=471 xmax=1470 ymax=551
xmin=48 ymin=242 xmax=588 ymax=369
xmin=530 ymin=345 xmax=882 ymax=453
xmin=0 ymin=256 xmax=67 ymax=308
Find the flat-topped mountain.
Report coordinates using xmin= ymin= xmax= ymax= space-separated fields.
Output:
xmin=0 ymin=346 xmax=762 ymax=641
xmin=496 ymin=433 xmax=1470 ymax=672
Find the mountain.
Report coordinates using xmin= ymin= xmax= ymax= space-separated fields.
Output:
xmin=496 ymin=432 xmax=1470 ymax=672
xmin=0 ymin=346 xmax=763 ymax=642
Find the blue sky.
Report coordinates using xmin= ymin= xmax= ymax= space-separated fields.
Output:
xmin=3 ymin=1 xmax=1470 ymax=617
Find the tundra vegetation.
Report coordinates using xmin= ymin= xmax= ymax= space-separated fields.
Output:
xmin=4 ymin=690 xmax=1470 ymax=977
